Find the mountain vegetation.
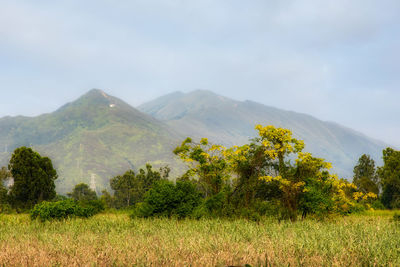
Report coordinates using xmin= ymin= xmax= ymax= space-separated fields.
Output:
xmin=0 ymin=89 xmax=182 ymax=193
xmin=139 ymin=90 xmax=387 ymax=178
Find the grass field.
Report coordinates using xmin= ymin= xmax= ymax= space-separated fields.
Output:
xmin=0 ymin=211 xmax=399 ymax=266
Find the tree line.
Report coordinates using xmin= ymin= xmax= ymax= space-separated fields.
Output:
xmin=1 ymin=125 xmax=399 ymax=221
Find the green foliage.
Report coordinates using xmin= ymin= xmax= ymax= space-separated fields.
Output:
xmin=172 ymin=124 xmax=375 ymax=221
xmin=393 ymin=213 xmax=400 ymax=222
xmin=30 ymin=200 xmax=95 ymax=222
xmin=53 ymin=194 xmax=69 ymax=201
xmin=371 ymin=199 xmax=385 ymax=210
xmin=299 ymin=177 xmax=335 ymax=219
xmin=237 ymin=208 xmax=261 ymax=222
xmin=252 ymin=200 xmax=281 ymax=217
xmin=0 ymin=167 xmax=10 ymax=204
xmin=79 ymin=199 xmax=105 ymax=214
xmin=353 ymin=154 xmax=379 ymax=194
xmin=174 ymin=138 xmax=229 ymax=197
xmin=378 ymin=148 xmax=400 ymax=209
xmin=100 ymin=189 xmax=115 ymax=209
xmin=0 ymin=203 xmax=13 ymax=214
xmin=8 ymin=147 xmax=57 ymax=209
xmin=381 ymin=182 xmax=400 ymax=209
xmin=30 ymin=199 xmax=102 ymax=222
xmin=67 ymin=183 xmax=97 ymax=201
xmin=110 ymin=164 xmax=167 ymax=208
xmin=204 ymin=188 xmax=235 ymax=217
xmin=133 ymin=180 xmax=202 ymax=219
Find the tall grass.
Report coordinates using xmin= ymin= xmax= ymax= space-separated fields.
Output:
xmin=0 ymin=211 xmax=399 ymax=266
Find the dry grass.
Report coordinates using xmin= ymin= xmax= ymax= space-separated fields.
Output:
xmin=0 ymin=211 xmax=399 ymax=266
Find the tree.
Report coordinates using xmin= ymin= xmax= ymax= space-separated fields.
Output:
xmin=378 ymin=148 xmax=400 ymax=209
xmin=110 ymin=164 xmax=166 ymax=208
xmin=67 ymin=183 xmax=97 ymax=201
xmin=249 ymin=125 xmax=350 ymax=221
xmin=110 ymin=170 xmax=136 ymax=208
xmin=174 ymin=138 xmax=229 ymax=197
xmin=8 ymin=147 xmax=57 ymax=209
xmin=254 ymin=125 xmax=307 ymax=221
xmin=226 ymin=142 xmax=276 ymax=208
xmin=353 ymin=154 xmax=379 ymax=195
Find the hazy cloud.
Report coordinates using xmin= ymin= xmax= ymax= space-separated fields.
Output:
xmin=0 ymin=0 xmax=399 ymax=146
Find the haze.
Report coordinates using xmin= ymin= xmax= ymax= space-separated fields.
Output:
xmin=0 ymin=0 xmax=399 ymax=147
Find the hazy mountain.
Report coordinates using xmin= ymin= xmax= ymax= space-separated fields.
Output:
xmin=138 ymin=90 xmax=387 ymax=178
xmin=0 ymin=89 xmax=182 ymax=194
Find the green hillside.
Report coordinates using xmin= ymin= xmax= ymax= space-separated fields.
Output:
xmin=0 ymin=89 xmax=388 ymax=193
xmin=0 ymin=89 xmax=182 ymax=194
xmin=138 ymin=90 xmax=387 ymax=178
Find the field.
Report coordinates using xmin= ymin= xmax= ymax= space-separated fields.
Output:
xmin=0 ymin=211 xmax=399 ymax=266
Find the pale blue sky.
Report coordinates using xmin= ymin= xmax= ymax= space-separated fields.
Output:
xmin=0 ymin=0 xmax=399 ymax=147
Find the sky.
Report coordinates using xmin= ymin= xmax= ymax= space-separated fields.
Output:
xmin=0 ymin=0 xmax=399 ymax=147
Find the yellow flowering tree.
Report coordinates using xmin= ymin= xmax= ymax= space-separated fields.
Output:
xmin=173 ymin=137 xmax=229 ymax=197
xmin=225 ymin=143 xmax=276 ymax=208
xmin=253 ymin=125 xmax=309 ymax=221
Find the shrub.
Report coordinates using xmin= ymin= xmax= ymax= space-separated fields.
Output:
xmin=80 ymin=199 xmax=105 ymax=214
xmin=132 ymin=180 xmax=202 ymax=219
xmin=348 ymin=202 xmax=366 ymax=214
xmin=0 ymin=203 xmax=13 ymax=214
xmin=190 ymin=203 xmax=209 ymax=219
xmin=253 ymin=200 xmax=281 ymax=218
xmin=204 ymin=189 xmax=235 ymax=217
xmin=237 ymin=208 xmax=261 ymax=222
xmin=371 ymin=199 xmax=385 ymax=210
xmin=30 ymin=199 xmax=101 ymax=222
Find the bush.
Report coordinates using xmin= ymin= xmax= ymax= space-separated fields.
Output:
xmin=371 ymin=199 xmax=385 ymax=210
xmin=203 ymin=189 xmax=235 ymax=218
xmin=0 ymin=203 xmax=13 ymax=214
xmin=132 ymin=180 xmax=202 ymax=219
xmin=79 ymin=199 xmax=105 ymax=214
xmin=253 ymin=200 xmax=281 ymax=218
xmin=393 ymin=213 xmax=400 ymax=222
xmin=190 ymin=203 xmax=209 ymax=219
xmin=237 ymin=208 xmax=261 ymax=222
xmin=30 ymin=199 xmax=101 ymax=222
xmin=348 ymin=202 xmax=366 ymax=214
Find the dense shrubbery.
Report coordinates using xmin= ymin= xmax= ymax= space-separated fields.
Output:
xmin=30 ymin=199 xmax=104 ymax=222
xmin=132 ymin=180 xmax=202 ymax=219
xmin=0 ymin=203 xmax=13 ymax=214
xmin=2 ymin=124 xmax=397 ymax=221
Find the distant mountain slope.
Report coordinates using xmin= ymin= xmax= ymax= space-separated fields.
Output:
xmin=138 ymin=90 xmax=387 ymax=178
xmin=0 ymin=89 xmax=182 ymax=194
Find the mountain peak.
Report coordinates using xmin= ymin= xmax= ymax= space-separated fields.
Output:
xmin=84 ymin=88 xmax=110 ymax=98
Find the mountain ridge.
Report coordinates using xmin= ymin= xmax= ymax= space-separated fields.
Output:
xmin=138 ymin=90 xmax=387 ymax=178
xmin=0 ymin=89 xmax=183 ymax=193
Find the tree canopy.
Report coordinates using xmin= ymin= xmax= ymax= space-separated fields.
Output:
xmin=378 ymin=148 xmax=400 ymax=209
xmin=108 ymin=164 xmax=168 ymax=208
xmin=8 ymin=147 xmax=57 ymax=209
xmin=67 ymin=183 xmax=97 ymax=202
xmin=353 ymin=154 xmax=379 ymax=195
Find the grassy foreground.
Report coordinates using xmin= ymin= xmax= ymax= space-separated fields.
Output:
xmin=0 ymin=211 xmax=399 ymax=266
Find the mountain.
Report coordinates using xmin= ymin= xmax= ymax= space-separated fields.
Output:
xmin=0 ymin=89 xmax=182 ymax=194
xmin=0 ymin=89 xmax=388 ymax=193
xmin=138 ymin=90 xmax=387 ymax=178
